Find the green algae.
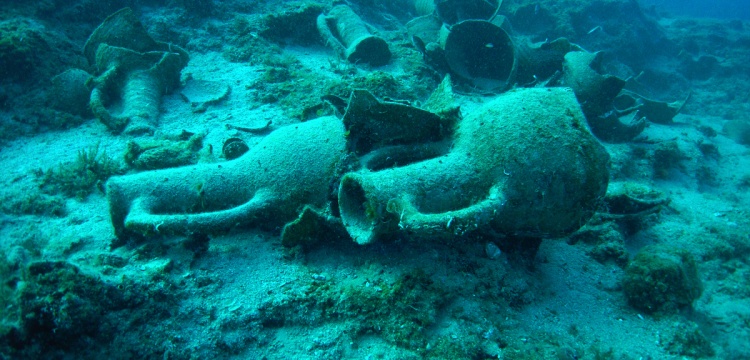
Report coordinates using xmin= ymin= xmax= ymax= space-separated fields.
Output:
xmin=124 ymin=131 xmax=205 ymax=170
xmin=623 ymin=244 xmax=703 ymax=314
xmin=652 ymin=140 xmax=689 ymax=179
xmin=0 ymin=19 xmax=50 ymax=82
xmin=0 ymin=191 xmax=66 ymax=217
xmin=37 ymin=143 xmax=123 ymax=200
xmin=0 ymin=255 xmax=183 ymax=359
xmin=257 ymin=269 xmax=447 ymax=350
xmin=665 ymin=320 xmax=715 ymax=358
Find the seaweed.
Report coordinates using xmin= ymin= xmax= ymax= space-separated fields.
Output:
xmin=0 ymin=191 xmax=66 ymax=217
xmin=0 ymin=255 xmax=184 ymax=359
xmin=0 ymin=19 xmax=50 ymax=82
xmin=737 ymin=174 xmax=750 ymax=189
xmin=37 ymin=143 xmax=123 ymax=200
xmin=124 ymin=131 xmax=204 ymax=170
xmin=256 ymin=269 xmax=448 ymax=350
xmin=622 ymin=244 xmax=703 ymax=314
xmin=223 ymin=16 xmax=282 ymax=64
xmin=665 ymin=321 xmax=715 ymax=358
xmin=652 ymin=141 xmax=689 ymax=179
xmin=696 ymin=165 xmax=720 ymax=188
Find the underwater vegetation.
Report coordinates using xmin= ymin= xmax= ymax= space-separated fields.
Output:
xmin=0 ymin=255 xmax=182 ymax=359
xmin=623 ymin=244 xmax=703 ymax=314
xmin=0 ymin=192 xmax=66 ymax=217
xmin=123 ymin=131 xmax=205 ymax=170
xmin=259 ymin=269 xmax=446 ymax=349
xmin=0 ymin=19 xmax=51 ymax=83
xmin=37 ymin=143 xmax=123 ymax=200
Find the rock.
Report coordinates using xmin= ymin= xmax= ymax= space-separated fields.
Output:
xmin=622 ymin=244 xmax=703 ymax=314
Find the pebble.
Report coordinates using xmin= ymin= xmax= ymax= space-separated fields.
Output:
xmin=485 ymin=242 xmax=502 ymax=259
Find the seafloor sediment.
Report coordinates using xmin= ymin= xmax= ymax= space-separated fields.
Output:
xmin=1 ymin=0 xmax=749 ymax=359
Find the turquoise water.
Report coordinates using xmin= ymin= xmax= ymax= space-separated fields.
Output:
xmin=1 ymin=1 xmax=748 ymax=359
xmin=639 ymin=0 xmax=750 ymax=19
